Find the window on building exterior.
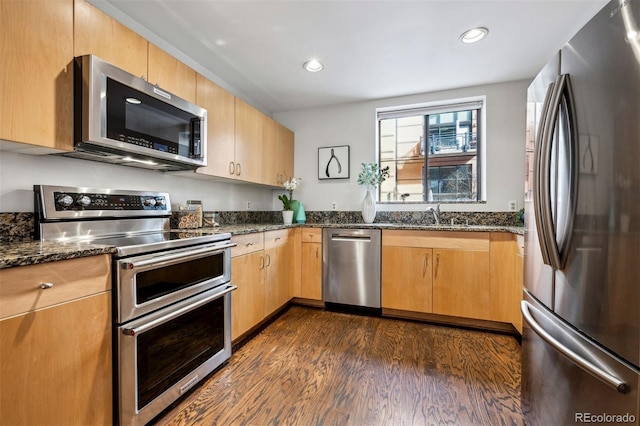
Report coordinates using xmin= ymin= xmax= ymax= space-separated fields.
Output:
xmin=377 ymin=99 xmax=484 ymax=203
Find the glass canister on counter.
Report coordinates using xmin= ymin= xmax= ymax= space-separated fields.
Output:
xmin=175 ymin=200 xmax=203 ymax=229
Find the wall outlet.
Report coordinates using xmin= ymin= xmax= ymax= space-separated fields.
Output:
xmin=508 ymin=200 xmax=517 ymax=211
xmin=332 ymin=201 xmax=337 ymax=210
xmin=246 ymin=201 xmax=251 ymax=210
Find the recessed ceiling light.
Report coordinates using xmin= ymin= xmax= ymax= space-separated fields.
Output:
xmin=303 ymin=59 xmax=324 ymax=72
xmin=460 ymin=27 xmax=489 ymax=44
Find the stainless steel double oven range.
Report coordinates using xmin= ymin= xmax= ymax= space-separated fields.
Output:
xmin=35 ymin=185 xmax=236 ymax=426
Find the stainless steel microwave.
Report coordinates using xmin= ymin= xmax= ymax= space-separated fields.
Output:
xmin=67 ymin=55 xmax=207 ymax=171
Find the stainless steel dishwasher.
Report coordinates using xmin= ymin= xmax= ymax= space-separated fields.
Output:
xmin=322 ymin=228 xmax=381 ymax=314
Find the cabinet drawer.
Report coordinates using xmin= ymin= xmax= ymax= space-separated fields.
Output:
xmin=0 ymin=254 xmax=111 ymax=320
xmin=265 ymin=229 xmax=291 ymax=248
xmin=382 ymin=230 xmax=489 ymax=251
xmin=231 ymin=232 xmax=264 ymax=257
xmin=301 ymin=228 xmax=322 ymax=243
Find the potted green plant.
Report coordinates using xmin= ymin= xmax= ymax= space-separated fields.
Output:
xmin=278 ymin=177 xmax=302 ymax=224
xmin=357 ymin=163 xmax=390 ymax=223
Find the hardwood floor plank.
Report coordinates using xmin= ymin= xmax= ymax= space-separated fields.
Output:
xmin=151 ymin=306 xmax=524 ymax=426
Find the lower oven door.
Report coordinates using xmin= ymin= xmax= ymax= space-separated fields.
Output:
xmin=117 ymin=284 xmax=236 ymax=426
xmin=117 ymin=241 xmax=233 ymax=323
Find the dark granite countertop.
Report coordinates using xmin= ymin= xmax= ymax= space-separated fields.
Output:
xmin=0 ymin=240 xmax=118 ymax=270
xmin=0 ymin=223 xmax=523 ymax=269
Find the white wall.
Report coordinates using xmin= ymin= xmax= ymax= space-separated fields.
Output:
xmin=0 ymin=151 xmax=273 ymax=212
xmin=273 ymin=80 xmax=528 ymax=213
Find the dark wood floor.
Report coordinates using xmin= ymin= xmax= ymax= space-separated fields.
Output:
xmin=153 ymin=306 xmax=524 ymax=426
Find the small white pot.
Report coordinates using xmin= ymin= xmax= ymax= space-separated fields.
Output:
xmin=282 ymin=210 xmax=294 ymax=225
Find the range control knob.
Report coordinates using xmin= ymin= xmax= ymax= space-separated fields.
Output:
xmin=155 ymin=197 xmax=166 ymax=207
xmin=143 ymin=198 xmax=156 ymax=207
xmin=76 ymin=195 xmax=91 ymax=207
xmin=56 ymin=194 xmax=73 ymax=208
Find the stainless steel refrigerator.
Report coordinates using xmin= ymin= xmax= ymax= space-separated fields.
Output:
xmin=522 ymin=0 xmax=640 ymax=424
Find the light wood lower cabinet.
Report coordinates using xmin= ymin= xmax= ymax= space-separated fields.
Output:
xmin=432 ymin=248 xmax=490 ymax=320
xmin=264 ymin=229 xmax=293 ymax=316
xmin=298 ymin=228 xmax=322 ymax=301
xmin=382 ymin=246 xmax=433 ymax=313
xmin=230 ymin=230 xmax=293 ymax=340
xmin=231 ymin=251 xmax=265 ymax=340
xmin=0 ymin=255 xmax=112 ymax=425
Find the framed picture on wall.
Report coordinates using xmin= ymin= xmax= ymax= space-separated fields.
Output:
xmin=318 ymin=145 xmax=350 ymax=180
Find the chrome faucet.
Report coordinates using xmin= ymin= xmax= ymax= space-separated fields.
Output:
xmin=427 ymin=204 xmax=441 ymax=225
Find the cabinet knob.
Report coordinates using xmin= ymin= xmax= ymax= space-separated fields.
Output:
xmin=40 ymin=282 xmax=54 ymax=289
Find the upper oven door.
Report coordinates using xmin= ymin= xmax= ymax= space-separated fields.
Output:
xmin=76 ymin=55 xmax=207 ymax=169
xmin=116 ymin=241 xmax=232 ymax=324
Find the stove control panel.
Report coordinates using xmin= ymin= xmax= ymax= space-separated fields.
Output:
xmin=53 ymin=192 xmax=168 ymax=211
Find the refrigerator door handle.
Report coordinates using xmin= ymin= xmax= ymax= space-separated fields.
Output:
xmin=537 ymin=74 xmax=579 ymax=269
xmin=533 ymin=80 xmax=556 ymax=266
xmin=521 ymin=300 xmax=629 ymax=394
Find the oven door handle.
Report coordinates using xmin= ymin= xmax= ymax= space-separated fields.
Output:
xmin=121 ymin=284 xmax=237 ymax=336
xmin=121 ymin=242 xmax=236 ymax=270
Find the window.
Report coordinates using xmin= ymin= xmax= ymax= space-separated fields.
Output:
xmin=377 ymin=99 xmax=484 ymax=203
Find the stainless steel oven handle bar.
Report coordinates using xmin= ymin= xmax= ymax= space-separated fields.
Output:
xmin=122 ymin=284 xmax=237 ymax=336
xmin=121 ymin=242 xmax=236 ymax=269
xmin=521 ymin=300 xmax=628 ymax=394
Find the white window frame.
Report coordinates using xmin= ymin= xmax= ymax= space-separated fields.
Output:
xmin=375 ymin=96 xmax=487 ymax=204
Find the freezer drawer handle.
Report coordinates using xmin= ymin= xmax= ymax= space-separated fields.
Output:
xmin=521 ymin=300 xmax=629 ymax=394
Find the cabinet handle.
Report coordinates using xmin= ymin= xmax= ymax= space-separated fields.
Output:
xmin=435 ymin=253 xmax=440 ymax=279
xmin=246 ymin=242 xmax=253 ymax=247
xmin=259 ymin=255 xmax=265 ymax=269
xmin=315 ymin=247 xmax=319 ymax=258
xmin=236 ymin=163 xmax=242 ymax=176
xmin=229 ymin=162 xmax=235 ymax=175
xmin=423 ymin=253 xmax=429 ymax=279
xmin=266 ymin=253 xmax=271 ymax=266
xmin=40 ymin=282 xmax=54 ymax=289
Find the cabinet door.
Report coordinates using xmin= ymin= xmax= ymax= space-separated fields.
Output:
xmin=432 ymin=249 xmax=490 ymax=320
xmin=234 ymin=98 xmax=263 ymax=183
xmin=231 ymin=251 xmax=265 ymax=340
xmin=0 ymin=0 xmax=73 ymax=150
xmin=382 ymin=246 xmax=433 ymax=313
xmin=277 ymin=122 xmax=295 ymax=184
xmin=300 ymin=242 xmax=322 ymax=300
xmin=74 ymin=0 xmax=147 ymax=78
xmin=195 ymin=74 xmax=236 ymax=179
xmin=264 ymin=230 xmax=292 ymax=316
xmin=147 ymin=43 xmax=197 ymax=103
xmin=488 ymin=233 xmax=523 ymax=330
xmin=0 ymin=292 xmax=112 ymax=425
xmin=261 ymin=115 xmax=280 ymax=186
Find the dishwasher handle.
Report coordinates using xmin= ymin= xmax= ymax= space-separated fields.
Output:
xmin=331 ymin=234 xmax=372 ymax=242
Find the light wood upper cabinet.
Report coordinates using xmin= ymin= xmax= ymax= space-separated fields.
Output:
xmin=74 ymin=0 xmax=147 ymax=79
xmin=277 ymin=121 xmax=295 ymax=184
xmin=0 ymin=0 xmax=73 ymax=150
xmin=195 ymin=74 xmax=236 ymax=178
xmin=147 ymin=43 xmax=197 ymax=104
xmin=234 ymin=97 xmax=264 ymax=183
xmin=262 ymin=115 xmax=279 ymax=186
xmin=0 ymin=255 xmax=112 ymax=425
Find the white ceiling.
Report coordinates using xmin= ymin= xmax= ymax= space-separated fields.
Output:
xmin=92 ymin=0 xmax=608 ymax=114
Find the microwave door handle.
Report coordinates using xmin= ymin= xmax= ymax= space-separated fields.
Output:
xmin=190 ymin=118 xmax=202 ymax=158
xmin=533 ymin=80 xmax=556 ymax=266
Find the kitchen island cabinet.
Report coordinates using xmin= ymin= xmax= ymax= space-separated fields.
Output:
xmin=74 ymin=0 xmax=148 ymax=79
xmin=0 ymin=254 xmax=112 ymax=425
xmin=0 ymin=0 xmax=73 ymax=151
